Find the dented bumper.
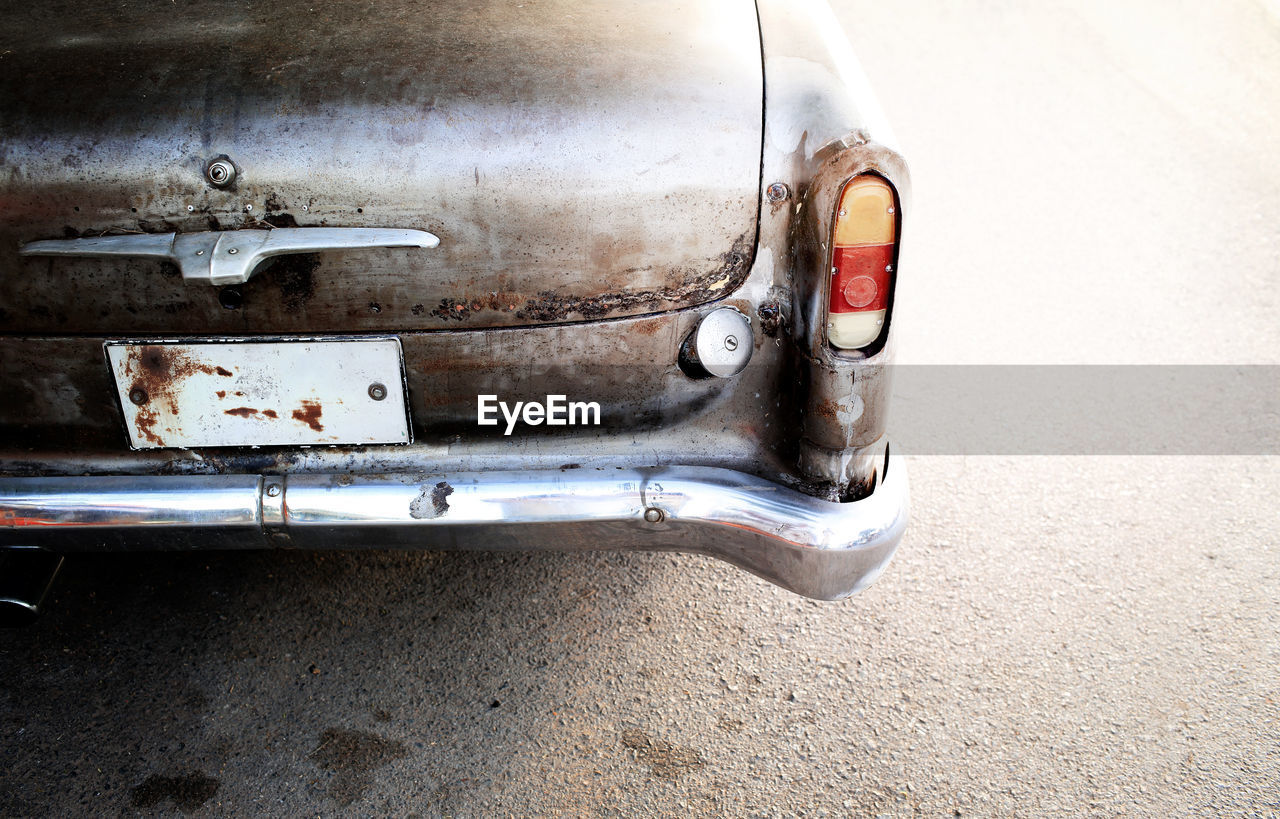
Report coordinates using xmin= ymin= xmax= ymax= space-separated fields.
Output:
xmin=0 ymin=455 xmax=907 ymax=600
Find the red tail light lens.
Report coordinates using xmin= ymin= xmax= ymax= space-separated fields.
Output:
xmin=827 ymin=175 xmax=898 ymax=350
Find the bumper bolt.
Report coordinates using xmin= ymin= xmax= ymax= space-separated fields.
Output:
xmin=368 ymin=383 xmax=387 ymax=401
xmin=128 ymin=387 xmax=148 ymax=406
xmin=766 ymin=182 xmax=790 ymax=203
xmin=265 ymin=483 xmax=282 ymax=498
xmin=643 ymin=507 xmax=665 ymax=523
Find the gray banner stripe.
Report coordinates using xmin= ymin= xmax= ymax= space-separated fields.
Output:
xmin=888 ymin=366 xmax=1280 ymax=454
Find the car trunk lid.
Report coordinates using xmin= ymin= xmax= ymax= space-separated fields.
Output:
xmin=0 ymin=0 xmax=762 ymax=334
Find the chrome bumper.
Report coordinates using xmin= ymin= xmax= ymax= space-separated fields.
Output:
xmin=0 ymin=456 xmax=907 ymax=600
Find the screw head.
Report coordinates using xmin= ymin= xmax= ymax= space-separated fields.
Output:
xmin=368 ymin=383 xmax=387 ymax=401
xmin=766 ymin=182 xmax=790 ymax=203
xmin=265 ymin=483 xmax=282 ymax=497
xmin=128 ymin=387 xmax=148 ymax=405
xmin=724 ymin=335 xmax=738 ymax=351
xmin=643 ymin=507 xmax=664 ymax=523
xmin=204 ymin=158 xmax=235 ymax=187
xmin=227 ymin=247 xmax=238 ymax=254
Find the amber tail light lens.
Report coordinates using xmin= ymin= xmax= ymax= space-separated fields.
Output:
xmin=827 ymin=175 xmax=898 ymax=350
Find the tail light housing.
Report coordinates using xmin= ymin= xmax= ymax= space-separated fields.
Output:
xmin=827 ymin=175 xmax=898 ymax=350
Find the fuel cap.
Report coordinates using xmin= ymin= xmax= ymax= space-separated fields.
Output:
xmin=682 ymin=307 xmax=753 ymax=378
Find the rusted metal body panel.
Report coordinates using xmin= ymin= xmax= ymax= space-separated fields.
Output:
xmin=0 ymin=0 xmax=761 ymax=333
xmin=0 ymin=312 xmax=802 ymax=483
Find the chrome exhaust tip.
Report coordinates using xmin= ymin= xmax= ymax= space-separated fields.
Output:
xmin=0 ymin=546 xmax=64 ymax=627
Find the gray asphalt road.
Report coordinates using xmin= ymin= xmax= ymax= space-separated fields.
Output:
xmin=3 ymin=1 xmax=1278 ymax=816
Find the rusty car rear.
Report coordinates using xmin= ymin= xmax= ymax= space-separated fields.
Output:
xmin=0 ymin=0 xmax=908 ymax=617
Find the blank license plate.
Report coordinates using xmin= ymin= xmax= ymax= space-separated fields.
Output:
xmin=105 ymin=339 xmax=411 ymax=449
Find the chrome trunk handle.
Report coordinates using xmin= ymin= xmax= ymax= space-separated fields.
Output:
xmin=19 ymin=227 xmax=440 ymax=286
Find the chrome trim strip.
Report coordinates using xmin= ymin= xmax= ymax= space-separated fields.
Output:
xmin=0 ymin=474 xmax=263 ymax=528
xmin=0 ymin=458 xmax=907 ymax=600
xmin=20 ymin=227 xmax=440 ymax=286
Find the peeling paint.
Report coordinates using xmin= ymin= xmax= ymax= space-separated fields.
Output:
xmin=409 ymin=481 xmax=453 ymax=519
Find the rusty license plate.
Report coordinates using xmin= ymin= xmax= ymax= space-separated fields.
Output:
xmin=105 ymin=339 xmax=411 ymax=449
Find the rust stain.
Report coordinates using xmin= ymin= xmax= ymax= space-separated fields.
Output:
xmin=133 ymin=404 xmax=163 ymax=445
xmin=633 ymin=319 xmax=664 ymax=337
xmin=514 ymin=233 xmax=754 ymax=323
xmin=430 ymin=298 xmax=472 ymax=321
xmin=813 ymin=398 xmax=841 ymax=421
xmin=136 ymin=345 xmax=219 ymax=381
xmin=429 ymin=291 xmax=524 ymax=321
xmin=125 ymin=345 xmax=223 ymax=446
xmin=127 ymin=347 xmax=218 ymax=400
xmin=120 ymin=345 xmax=249 ymax=446
xmin=292 ymin=400 xmax=324 ymax=431
xmin=757 ymin=302 xmax=784 ymax=337
xmin=263 ymin=409 xmax=278 ymax=419
xmin=223 ymin=407 xmax=260 ymax=418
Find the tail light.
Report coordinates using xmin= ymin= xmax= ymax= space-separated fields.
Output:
xmin=827 ymin=175 xmax=898 ymax=350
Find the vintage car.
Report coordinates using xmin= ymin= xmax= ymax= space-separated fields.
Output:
xmin=0 ymin=0 xmax=908 ymax=621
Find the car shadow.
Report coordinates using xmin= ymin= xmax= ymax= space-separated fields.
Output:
xmin=0 ymin=547 xmax=700 ymax=813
